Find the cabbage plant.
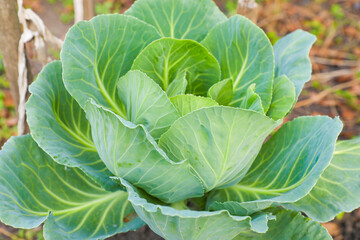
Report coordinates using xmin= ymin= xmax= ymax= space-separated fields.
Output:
xmin=1 ymin=0 xmax=360 ymax=239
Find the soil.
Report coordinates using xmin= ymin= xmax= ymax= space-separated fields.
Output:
xmin=340 ymin=211 xmax=360 ymax=240
xmin=109 ymin=226 xmax=164 ymax=240
xmin=35 ymin=0 xmax=72 ymax=39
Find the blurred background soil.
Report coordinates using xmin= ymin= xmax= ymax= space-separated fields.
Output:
xmin=0 ymin=0 xmax=359 ymax=239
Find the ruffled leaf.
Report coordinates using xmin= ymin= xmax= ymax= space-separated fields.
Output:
xmin=125 ymin=0 xmax=227 ymax=41
xmin=132 ymin=38 xmax=221 ymax=96
xmin=84 ymin=100 xmax=204 ymax=203
xmin=166 ymin=72 xmax=187 ymax=97
xmin=170 ymin=95 xmax=218 ymax=116
xmin=274 ymin=30 xmax=316 ymax=97
xmin=26 ymin=61 xmax=117 ymax=190
xmin=0 ymin=135 xmax=143 ymax=239
xmin=202 ymin=15 xmax=274 ymax=111
xmin=239 ymin=84 xmax=264 ymax=114
xmin=283 ymin=137 xmax=360 ymax=222
xmin=61 ymin=14 xmax=160 ymax=116
xmin=207 ymin=78 xmax=234 ymax=106
xmin=266 ymin=75 xmax=296 ymax=120
xmin=159 ymin=106 xmax=280 ymax=192
xmin=116 ymin=70 xmax=180 ymax=139
xmin=208 ymin=116 xmax=342 ymax=215
xmin=121 ymin=179 xmax=273 ymax=240
xmin=235 ymin=209 xmax=332 ymax=239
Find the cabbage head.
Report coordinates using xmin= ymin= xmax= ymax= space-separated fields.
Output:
xmin=1 ymin=0 xmax=359 ymax=239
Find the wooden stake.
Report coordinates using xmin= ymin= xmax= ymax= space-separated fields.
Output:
xmin=0 ymin=0 xmax=22 ymax=110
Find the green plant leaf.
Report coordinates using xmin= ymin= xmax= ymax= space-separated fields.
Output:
xmin=207 ymin=116 xmax=342 ymax=216
xmin=61 ymin=14 xmax=160 ymax=117
xmin=159 ymin=107 xmax=280 ymax=192
xmin=235 ymin=209 xmax=332 ymax=239
xmin=166 ymin=71 xmax=187 ymax=97
xmin=132 ymin=38 xmax=221 ymax=96
xmin=273 ymin=29 xmax=316 ymax=97
xmin=282 ymin=137 xmax=360 ymax=222
xmin=26 ymin=61 xmax=117 ymax=190
xmin=266 ymin=75 xmax=296 ymax=120
xmin=121 ymin=179 xmax=272 ymax=240
xmin=0 ymin=135 xmax=143 ymax=239
xmin=239 ymin=84 xmax=264 ymax=114
xmin=202 ymin=15 xmax=274 ymax=111
xmin=116 ymin=70 xmax=180 ymax=139
xmin=170 ymin=95 xmax=218 ymax=116
xmin=84 ymin=100 xmax=204 ymax=203
xmin=207 ymin=78 xmax=234 ymax=105
xmin=125 ymin=0 xmax=227 ymax=41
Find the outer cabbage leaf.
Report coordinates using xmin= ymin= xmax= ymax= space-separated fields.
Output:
xmin=26 ymin=61 xmax=118 ymax=190
xmin=282 ymin=137 xmax=360 ymax=222
xmin=132 ymin=38 xmax=221 ymax=96
xmin=121 ymin=179 xmax=273 ymax=240
xmin=61 ymin=14 xmax=160 ymax=116
xmin=274 ymin=29 xmax=316 ymax=97
xmin=159 ymin=107 xmax=281 ymax=192
xmin=202 ymin=15 xmax=274 ymax=111
xmin=125 ymin=0 xmax=227 ymax=41
xmin=170 ymin=95 xmax=218 ymax=116
xmin=208 ymin=116 xmax=342 ymax=215
xmin=235 ymin=209 xmax=332 ymax=240
xmin=0 ymin=135 xmax=143 ymax=239
xmin=207 ymin=78 xmax=234 ymax=106
xmin=84 ymin=100 xmax=204 ymax=203
xmin=116 ymin=70 xmax=180 ymax=139
xmin=266 ymin=75 xmax=296 ymax=120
